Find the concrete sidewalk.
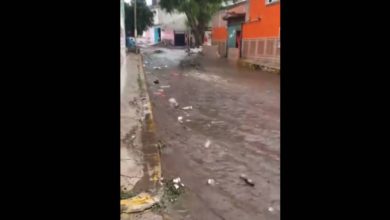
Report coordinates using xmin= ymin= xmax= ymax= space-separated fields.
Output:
xmin=120 ymin=53 xmax=162 ymax=220
xmin=121 ymin=54 xmax=144 ymax=194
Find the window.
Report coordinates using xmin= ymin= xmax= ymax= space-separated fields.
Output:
xmin=265 ymin=0 xmax=279 ymax=5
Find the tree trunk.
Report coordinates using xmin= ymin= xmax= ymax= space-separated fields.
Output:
xmin=193 ymin=26 xmax=204 ymax=47
xmin=184 ymin=11 xmax=205 ymax=47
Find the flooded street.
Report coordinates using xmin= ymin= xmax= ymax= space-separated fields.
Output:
xmin=142 ymin=47 xmax=280 ymax=220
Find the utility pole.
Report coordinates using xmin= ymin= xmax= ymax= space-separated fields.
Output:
xmin=134 ymin=0 xmax=137 ymax=53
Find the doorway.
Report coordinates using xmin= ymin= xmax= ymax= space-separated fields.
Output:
xmin=174 ymin=33 xmax=185 ymax=46
xmin=154 ymin=27 xmax=161 ymax=43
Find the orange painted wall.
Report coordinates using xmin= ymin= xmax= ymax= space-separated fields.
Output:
xmin=212 ymin=27 xmax=228 ymax=41
xmin=242 ymin=0 xmax=280 ymax=38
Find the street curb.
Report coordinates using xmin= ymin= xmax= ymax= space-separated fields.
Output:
xmin=139 ymin=54 xmax=161 ymax=184
xmin=138 ymin=54 xmax=154 ymax=125
xmin=238 ymin=59 xmax=280 ymax=73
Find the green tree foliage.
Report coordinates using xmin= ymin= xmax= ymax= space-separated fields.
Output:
xmin=159 ymin=0 xmax=225 ymax=47
xmin=125 ymin=0 xmax=154 ymax=37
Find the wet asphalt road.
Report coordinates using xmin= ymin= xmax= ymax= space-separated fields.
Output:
xmin=142 ymin=47 xmax=280 ymax=220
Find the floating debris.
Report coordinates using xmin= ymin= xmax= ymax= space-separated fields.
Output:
xmin=240 ymin=174 xmax=255 ymax=186
xmin=169 ymin=98 xmax=179 ymax=108
xmin=207 ymin=179 xmax=215 ymax=185
xmin=204 ymin=139 xmax=211 ymax=148
xmin=182 ymin=106 xmax=193 ymax=110
xmin=178 ymin=116 xmax=184 ymax=123
xmin=154 ymin=92 xmax=165 ymax=97
xmin=211 ymin=120 xmax=224 ymax=125
xmin=173 ymin=177 xmax=181 ymax=184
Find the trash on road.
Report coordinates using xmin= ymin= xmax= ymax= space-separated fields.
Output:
xmin=211 ymin=120 xmax=224 ymax=125
xmin=178 ymin=116 xmax=183 ymax=123
xmin=153 ymin=79 xmax=159 ymax=84
xmin=156 ymin=140 xmax=166 ymax=150
xmin=164 ymin=65 xmax=168 ymax=68
xmin=158 ymin=89 xmax=164 ymax=92
xmin=185 ymin=119 xmax=191 ymax=122
xmin=182 ymin=106 xmax=193 ymax=110
xmin=174 ymin=184 xmax=179 ymax=189
xmin=204 ymin=139 xmax=211 ymax=148
xmin=154 ymin=92 xmax=165 ymax=97
xmin=154 ymin=49 xmax=163 ymax=53
xmin=207 ymin=179 xmax=215 ymax=185
xmin=173 ymin=177 xmax=181 ymax=184
xmin=190 ymin=47 xmax=203 ymax=54
xmin=169 ymin=98 xmax=179 ymax=108
xmin=268 ymin=207 xmax=274 ymax=212
xmin=160 ymin=85 xmax=171 ymax=88
xmin=240 ymin=174 xmax=255 ymax=186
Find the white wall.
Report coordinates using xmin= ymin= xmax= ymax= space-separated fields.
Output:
xmin=151 ymin=6 xmax=187 ymax=32
xmin=120 ymin=0 xmax=127 ymax=95
xmin=158 ymin=9 xmax=187 ymax=32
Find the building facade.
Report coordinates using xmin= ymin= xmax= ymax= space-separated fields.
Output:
xmin=241 ymin=0 xmax=280 ymax=68
xmin=211 ymin=1 xmax=247 ymax=58
xmin=211 ymin=0 xmax=280 ymax=68
xmin=143 ymin=0 xmax=188 ymax=46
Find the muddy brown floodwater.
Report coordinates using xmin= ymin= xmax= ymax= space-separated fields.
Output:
xmin=142 ymin=47 xmax=280 ymax=220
